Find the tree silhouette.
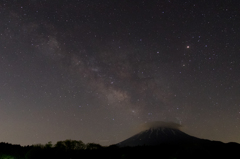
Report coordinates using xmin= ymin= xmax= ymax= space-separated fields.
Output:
xmin=44 ymin=141 xmax=53 ymax=149
xmin=54 ymin=139 xmax=85 ymax=150
xmin=86 ymin=143 xmax=102 ymax=150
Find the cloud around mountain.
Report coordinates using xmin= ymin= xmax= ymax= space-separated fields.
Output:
xmin=138 ymin=121 xmax=183 ymax=132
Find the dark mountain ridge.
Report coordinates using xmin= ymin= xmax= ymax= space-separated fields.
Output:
xmin=115 ymin=126 xmax=240 ymax=158
xmin=117 ymin=126 xmax=219 ymax=147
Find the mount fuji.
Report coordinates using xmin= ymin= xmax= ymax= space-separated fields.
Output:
xmin=117 ymin=126 xmax=204 ymax=147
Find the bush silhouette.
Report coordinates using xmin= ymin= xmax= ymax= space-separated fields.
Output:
xmin=54 ymin=139 xmax=85 ymax=150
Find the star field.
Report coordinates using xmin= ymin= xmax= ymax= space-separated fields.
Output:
xmin=0 ymin=0 xmax=240 ymax=146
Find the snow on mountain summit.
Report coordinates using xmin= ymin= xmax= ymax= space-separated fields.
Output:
xmin=117 ymin=126 xmax=200 ymax=147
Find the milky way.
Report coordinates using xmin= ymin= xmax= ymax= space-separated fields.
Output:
xmin=0 ymin=1 xmax=240 ymax=146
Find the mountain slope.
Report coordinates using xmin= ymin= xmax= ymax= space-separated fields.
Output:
xmin=117 ymin=127 xmax=202 ymax=147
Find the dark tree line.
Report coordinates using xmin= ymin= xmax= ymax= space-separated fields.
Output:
xmin=25 ymin=139 xmax=103 ymax=159
xmin=0 ymin=139 xmax=240 ymax=159
xmin=0 ymin=140 xmax=103 ymax=159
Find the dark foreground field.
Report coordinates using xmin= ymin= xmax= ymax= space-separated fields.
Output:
xmin=0 ymin=140 xmax=239 ymax=159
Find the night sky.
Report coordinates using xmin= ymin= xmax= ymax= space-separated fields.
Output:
xmin=0 ymin=0 xmax=240 ymax=146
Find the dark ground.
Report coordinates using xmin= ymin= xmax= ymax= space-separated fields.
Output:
xmin=0 ymin=140 xmax=239 ymax=159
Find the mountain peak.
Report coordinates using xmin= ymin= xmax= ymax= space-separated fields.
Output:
xmin=117 ymin=126 xmax=199 ymax=147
